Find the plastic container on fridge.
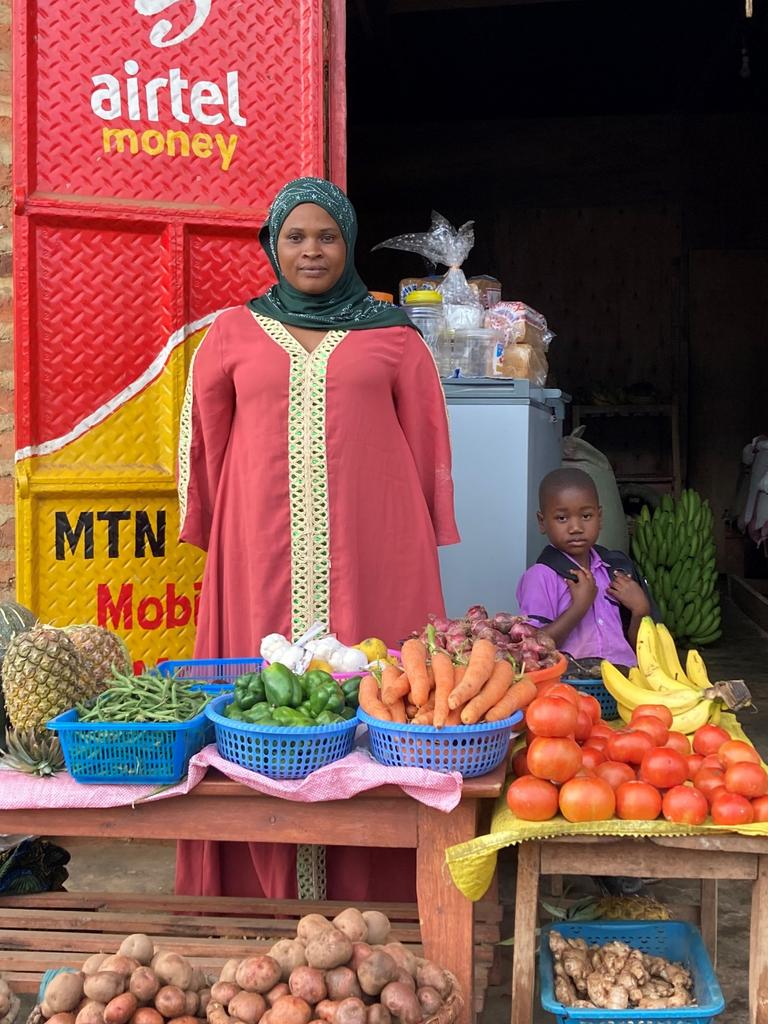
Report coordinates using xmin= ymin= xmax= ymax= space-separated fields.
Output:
xmin=448 ymin=328 xmax=501 ymax=377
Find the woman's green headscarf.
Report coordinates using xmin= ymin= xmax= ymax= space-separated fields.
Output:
xmin=248 ymin=177 xmax=411 ymax=331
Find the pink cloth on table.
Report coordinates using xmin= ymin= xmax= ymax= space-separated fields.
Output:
xmin=0 ymin=745 xmax=462 ymax=812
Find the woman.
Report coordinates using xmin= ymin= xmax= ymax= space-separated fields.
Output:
xmin=176 ymin=178 xmax=459 ymax=901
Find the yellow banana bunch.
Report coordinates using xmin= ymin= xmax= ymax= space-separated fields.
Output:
xmin=636 ymin=618 xmax=699 ymax=693
xmin=685 ymin=649 xmax=712 ymax=690
xmin=601 ymin=660 xmax=702 ymax=714
xmin=655 ymin=623 xmax=693 ymax=686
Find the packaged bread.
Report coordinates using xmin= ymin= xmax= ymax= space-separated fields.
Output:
xmin=494 ymin=341 xmax=549 ymax=385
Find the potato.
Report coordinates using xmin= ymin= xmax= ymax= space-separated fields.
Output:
xmin=199 ymin=990 xmax=212 ymax=1014
xmin=356 ymin=953 xmax=396 ymax=998
xmin=152 ymin=954 xmax=193 ymax=992
xmin=268 ymin=996 xmax=311 ymax=1024
xmin=219 ymin=961 xmax=242 ymax=985
xmin=304 ymin=930 xmax=353 ymax=971
xmin=348 ymin=946 xmax=372 ymax=973
xmin=381 ymin=947 xmax=417 ymax=980
xmin=75 ymin=1000 xmax=106 ymax=1024
xmin=154 ymin=986 xmax=187 ymax=1019
xmin=391 ymin=972 xmax=414 ymax=994
xmin=366 ymin=1007 xmax=390 ymax=1024
xmin=415 ymin=989 xmax=442 ymax=1017
xmin=313 ymin=1003 xmax=338 ymax=1024
xmin=104 ymin=994 xmax=138 ymax=1024
xmin=128 ymin=968 xmax=159 ymax=1006
xmin=211 ymin=982 xmax=241 ymax=1006
xmin=119 ymin=936 xmax=154 ymax=967
xmin=331 ymin=910 xmax=367 ymax=945
xmin=228 ymin=991 xmax=266 ymax=1024
xmin=286 ymin=968 xmax=323 ymax=1006
xmin=189 ymin=968 xmax=208 ymax=993
xmin=324 ymin=969 xmax=361 ymax=1003
xmin=46 ymin=972 xmax=86 ymax=1014
xmin=360 ymin=915 xmax=390 ymax=947
xmin=100 ymin=958 xmax=140 ymax=978
xmin=41 ymin=1001 xmax=54 ymax=1018
xmin=236 ymin=958 xmax=281 ymax=995
xmin=82 ymin=956 xmax=110 ymax=977
xmin=296 ymin=916 xmax=333 ymax=945
xmin=269 ymin=941 xmax=307 ymax=983
xmin=47 ymin=1014 xmax=77 ymax=1024
xmin=265 ymin=985 xmax=290 ymax=1009
xmin=84 ymin=974 xmax=125 ymax=1005
xmin=130 ymin=1009 xmax=163 ymax=1024
xmin=167 ymin=1017 xmax=201 ymax=1024
xmin=380 ymin=984 xmax=422 ymax=1024
xmin=184 ymin=992 xmax=199 ymax=1016
xmin=414 ymin=966 xmax=449 ymax=1002
xmin=205 ymin=1001 xmax=231 ymax=1024
xmin=333 ymin=1000 xmax=366 ymax=1024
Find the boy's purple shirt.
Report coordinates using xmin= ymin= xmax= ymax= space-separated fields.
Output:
xmin=516 ymin=547 xmax=638 ymax=666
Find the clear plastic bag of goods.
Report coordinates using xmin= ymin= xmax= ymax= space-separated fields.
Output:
xmin=485 ymin=301 xmax=555 ymax=350
xmin=493 ymin=340 xmax=549 ymax=384
xmin=375 ymin=211 xmax=484 ymax=331
xmin=469 ymin=275 xmax=502 ymax=309
xmin=448 ymin=328 xmax=501 ymax=378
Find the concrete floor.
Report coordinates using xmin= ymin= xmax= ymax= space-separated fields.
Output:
xmin=31 ymin=594 xmax=768 ymax=1023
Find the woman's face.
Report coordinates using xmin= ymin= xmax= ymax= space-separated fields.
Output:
xmin=277 ymin=203 xmax=346 ymax=295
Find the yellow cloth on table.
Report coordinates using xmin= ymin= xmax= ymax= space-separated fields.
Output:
xmin=445 ymin=712 xmax=768 ymax=901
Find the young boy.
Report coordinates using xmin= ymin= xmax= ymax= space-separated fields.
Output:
xmin=517 ymin=468 xmax=651 ymax=667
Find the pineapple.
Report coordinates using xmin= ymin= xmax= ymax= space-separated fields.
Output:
xmin=1 ymin=626 xmax=87 ymax=731
xmin=64 ymin=624 xmax=132 ymax=698
xmin=0 ymin=728 xmax=65 ymax=777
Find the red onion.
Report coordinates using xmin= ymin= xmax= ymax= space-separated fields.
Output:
xmin=470 ymin=617 xmax=493 ymax=637
xmin=465 ymin=604 xmax=489 ymax=621
xmin=491 ymin=612 xmax=522 ymax=634
xmin=509 ymin=620 xmax=538 ymax=642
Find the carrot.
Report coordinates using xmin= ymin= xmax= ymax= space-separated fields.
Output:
xmin=389 ymin=697 xmax=408 ymax=724
xmin=447 ymin=639 xmax=497 ymax=710
xmin=432 ymin=650 xmax=455 ymax=728
xmin=461 ymin=660 xmax=515 ymax=725
xmin=401 ymin=638 xmax=431 ymax=707
xmin=484 ymin=677 xmax=538 ymax=722
xmin=358 ymin=674 xmax=392 ymax=721
xmin=445 ymin=707 xmax=463 ymax=726
xmin=381 ymin=664 xmax=410 ymax=706
xmin=405 ymin=702 xmax=418 ymax=719
xmin=412 ymin=695 xmax=436 ymax=724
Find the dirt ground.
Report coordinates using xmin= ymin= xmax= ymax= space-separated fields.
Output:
xmin=25 ymin=594 xmax=768 ymax=1023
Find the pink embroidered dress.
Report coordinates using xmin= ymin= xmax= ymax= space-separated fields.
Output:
xmin=176 ymin=305 xmax=459 ymax=899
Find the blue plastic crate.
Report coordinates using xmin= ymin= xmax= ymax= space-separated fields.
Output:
xmin=539 ymin=921 xmax=725 ymax=1023
xmin=562 ymin=677 xmax=618 ymax=721
xmin=206 ymin=694 xmax=358 ymax=780
xmin=357 ymin=708 xmax=523 ymax=778
xmin=158 ymin=657 xmax=263 ymax=687
xmin=48 ymin=705 xmax=209 ymax=785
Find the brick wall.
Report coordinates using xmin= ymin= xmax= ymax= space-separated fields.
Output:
xmin=0 ymin=0 xmax=13 ymax=599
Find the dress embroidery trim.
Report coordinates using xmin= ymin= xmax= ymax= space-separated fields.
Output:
xmin=251 ymin=313 xmax=347 ymax=640
xmin=177 ymin=336 xmax=206 ymax=536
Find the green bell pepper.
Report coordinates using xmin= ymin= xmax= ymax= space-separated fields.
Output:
xmin=341 ymin=676 xmax=362 ymax=708
xmin=301 ymin=669 xmax=335 ymax=697
xmin=339 ymin=706 xmax=356 ymax=720
xmin=298 ymin=700 xmax=313 ymax=716
xmin=309 ymin=680 xmax=346 ymax=717
xmin=244 ymin=704 xmax=276 ymax=724
xmin=314 ymin=709 xmax=345 ymax=725
xmin=224 ymin=701 xmax=244 ymax=719
xmin=236 ymin=671 xmax=266 ymax=701
xmin=271 ymin=706 xmax=313 ymax=727
xmin=262 ymin=663 xmax=303 ymax=708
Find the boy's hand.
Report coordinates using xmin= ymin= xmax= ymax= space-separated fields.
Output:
xmin=566 ymin=566 xmax=598 ymax=611
xmin=608 ymin=572 xmax=651 ymax=615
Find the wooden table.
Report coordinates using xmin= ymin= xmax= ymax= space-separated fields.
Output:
xmin=0 ymin=765 xmax=505 ymax=1023
xmin=510 ymin=833 xmax=768 ymax=1024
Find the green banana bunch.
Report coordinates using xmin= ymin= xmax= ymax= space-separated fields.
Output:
xmin=631 ymin=489 xmax=721 ymax=646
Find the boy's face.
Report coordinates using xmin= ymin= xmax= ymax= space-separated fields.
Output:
xmin=537 ymin=485 xmax=602 ymax=561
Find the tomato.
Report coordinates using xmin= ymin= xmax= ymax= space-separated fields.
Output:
xmin=711 ymin=791 xmax=755 ymax=825
xmin=607 ymin=730 xmax=655 ymax=766
xmin=511 ymin=748 xmax=530 ymax=778
xmin=584 ymin=736 xmax=609 ymax=754
xmin=639 ymin=747 xmax=688 ymax=789
xmin=665 ymin=731 xmax=692 ymax=755
xmin=693 ymin=724 xmax=730 ymax=756
xmin=718 ymin=740 xmax=761 ymax=769
xmin=662 ymin=785 xmax=708 ymax=825
xmin=632 ymin=715 xmax=670 ymax=747
xmin=559 ymin=776 xmax=616 ymax=822
xmin=581 ymin=746 xmax=606 ymax=771
xmin=752 ymin=795 xmax=768 ymax=822
xmin=595 ymin=760 xmax=636 ymax=789
xmin=694 ymin=767 xmax=727 ymax=804
xmin=700 ymin=754 xmax=724 ymax=771
xmin=615 ymin=781 xmax=662 ymax=820
xmin=527 ymin=736 xmax=583 ymax=784
xmin=538 ymin=682 xmax=581 ymax=707
xmin=572 ymin=710 xmax=593 ymax=742
xmin=506 ymin=776 xmax=560 ymax=821
xmin=589 ymin=722 xmax=615 ymax=740
xmin=686 ymin=754 xmax=705 ymax=780
xmin=630 ymin=704 xmax=673 ymax=729
xmin=724 ymin=762 xmax=768 ymax=798
xmin=577 ymin=693 xmax=602 ymax=724
xmin=526 ymin=697 xmax=579 ymax=738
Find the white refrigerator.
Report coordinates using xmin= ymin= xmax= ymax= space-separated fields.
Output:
xmin=439 ymin=380 xmax=568 ymax=618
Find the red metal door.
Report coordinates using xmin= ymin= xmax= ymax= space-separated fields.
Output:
xmin=13 ymin=0 xmax=345 ymax=666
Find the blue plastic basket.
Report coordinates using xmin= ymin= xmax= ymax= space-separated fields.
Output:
xmin=357 ymin=708 xmax=523 ymax=778
xmin=48 ymin=704 xmax=209 ymax=785
xmin=539 ymin=921 xmax=725 ymax=1023
xmin=562 ymin=677 xmax=618 ymax=721
xmin=158 ymin=657 xmax=263 ymax=687
xmin=206 ymin=694 xmax=358 ymax=780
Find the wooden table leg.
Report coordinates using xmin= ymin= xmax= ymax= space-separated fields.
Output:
xmin=511 ymin=842 xmax=541 ymax=1024
xmin=417 ymin=800 xmax=477 ymax=1024
xmin=699 ymin=878 xmax=718 ymax=969
xmin=749 ymin=854 xmax=768 ymax=1024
